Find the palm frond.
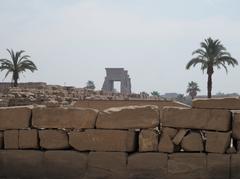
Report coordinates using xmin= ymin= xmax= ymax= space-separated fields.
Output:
xmin=186 ymin=58 xmax=207 ymax=70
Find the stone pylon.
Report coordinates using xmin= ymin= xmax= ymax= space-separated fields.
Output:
xmin=102 ymin=68 xmax=131 ymax=95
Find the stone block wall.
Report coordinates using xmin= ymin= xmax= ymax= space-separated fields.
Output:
xmin=0 ymin=98 xmax=240 ymax=178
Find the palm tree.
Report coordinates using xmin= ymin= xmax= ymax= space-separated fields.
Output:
xmin=186 ymin=38 xmax=238 ymax=98
xmin=0 ymin=49 xmax=37 ymax=87
xmin=151 ymin=91 xmax=160 ymax=97
xmin=186 ymin=81 xmax=200 ymax=99
xmin=85 ymin=80 xmax=95 ymax=90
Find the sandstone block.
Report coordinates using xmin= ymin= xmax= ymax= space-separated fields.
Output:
xmin=162 ymin=107 xmax=231 ymax=131
xmin=44 ymin=151 xmax=87 ymax=178
xmin=69 ymin=129 xmax=136 ymax=152
xmin=96 ymin=105 xmax=159 ymax=129
xmin=0 ymin=107 xmax=31 ymax=129
xmin=207 ymin=154 xmax=230 ymax=179
xmin=231 ymin=154 xmax=240 ymax=179
xmin=139 ymin=129 xmax=158 ymax=152
xmin=226 ymin=146 xmax=237 ymax=154
xmin=161 ymin=127 xmax=177 ymax=139
xmin=181 ymin=131 xmax=204 ymax=152
xmin=19 ymin=129 xmax=39 ymax=149
xmin=0 ymin=150 xmax=44 ymax=178
xmin=39 ymin=130 xmax=69 ymax=149
xmin=0 ymin=132 xmax=3 ymax=149
xmin=168 ymin=153 xmax=207 ymax=179
xmin=86 ymin=152 xmax=127 ymax=179
xmin=127 ymin=153 xmax=168 ymax=179
xmin=172 ymin=129 xmax=188 ymax=145
xmin=192 ymin=97 xmax=240 ymax=110
xmin=234 ymin=140 xmax=240 ymax=152
xmin=4 ymin=130 xmax=18 ymax=149
xmin=205 ymin=131 xmax=231 ymax=154
xmin=158 ymin=134 xmax=175 ymax=153
xmin=32 ymin=107 xmax=98 ymax=129
xmin=232 ymin=112 xmax=240 ymax=140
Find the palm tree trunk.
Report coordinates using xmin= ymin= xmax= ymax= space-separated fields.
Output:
xmin=13 ymin=79 xmax=18 ymax=87
xmin=207 ymin=74 xmax=212 ymax=98
xmin=13 ymin=72 xmax=18 ymax=87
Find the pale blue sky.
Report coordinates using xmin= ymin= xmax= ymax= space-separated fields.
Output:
xmin=0 ymin=0 xmax=240 ymax=95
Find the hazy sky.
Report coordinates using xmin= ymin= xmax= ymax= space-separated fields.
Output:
xmin=0 ymin=0 xmax=240 ymax=95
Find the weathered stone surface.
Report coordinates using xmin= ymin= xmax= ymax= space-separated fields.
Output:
xmin=139 ymin=129 xmax=158 ymax=152
xmin=234 ymin=140 xmax=240 ymax=152
xmin=207 ymin=154 xmax=230 ymax=179
xmin=226 ymin=146 xmax=237 ymax=154
xmin=4 ymin=130 xmax=18 ymax=149
xmin=0 ymin=107 xmax=31 ymax=129
xmin=231 ymin=154 xmax=240 ymax=179
xmin=0 ymin=150 xmax=44 ymax=178
xmin=128 ymin=153 xmax=168 ymax=179
xmin=96 ymin=105 xmax=159 ymax=129
xmin=44 ymin=151 xmax=87 ymax=178
xmin=74 ymin=99 xmax=190 ymax=110
xmin=181 ymin=132 xmax=204 ymax=152
xmin=0 ymin=132 xmax=3 ymax=149
xmin=161 ymin=127 xmax=177 ymax=139
xmin=86 ymin=152 xmax=127 ymax=179
xmin=168 ymin=153 xmax=207 ymax=179
xmin=172 ymin=129 xmax=188 ymax=145
xmin=69 ymin=129 xmax=136 ymax=152
xmin=32 ymin=107 xmax=98 ymax=129
xmin=158 ymin=134 xmax=175 ymax=153
xmin=39 ymin=130 xmax=69 ymax=149
xmin=193 ymin=97 xmax=240 ymax=110
xmin=205 ymin=131 xmax=231 ymax=154
xmin=232 ymin=112 xmax=240 ymax=140
xmin=19 ymin=129 xmax=39 ymax=149
xmin=162 ymin=107 xmax=231 ymax=131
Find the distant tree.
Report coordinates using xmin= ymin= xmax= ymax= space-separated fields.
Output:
xmin=140 ymin=91 xmax=149 ymax=97
xmin=186 ymin=81 xmax=200 ymax=99
xmin=151 ymin=91 xmax=160 ymax=97
xmin=0 ymin=49 xmax=37 ymax=87
xmin=85 ymin=80 xmax=95 ymax=90
xmin=186 ymin=37 xmax=238 ymax=98
xmin=176 ymin=94 xmax=185 ymax=101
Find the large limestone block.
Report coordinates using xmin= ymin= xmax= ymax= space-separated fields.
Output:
xmin=96 ymin=105 xmax=160 ymax=129
xmin=86 ymin=152 xmax=127 ymax=179
xmin=161 ymin=127 xmax=177 ymax=139
xmin=39 ymin=130 xmax=69 ymax=149
xmin=181 ymin=131 xmax=204 ymax=152
xmin=44 ymin=151 xmax=87 ymax=178
xmin=168 ymin=153 xmax=207 ymax=179
xmin=19 ymin=129 xmax=39 ymax=149
xmin=207 ymin=154 xmax=230 ymax=179
xmin=205 ymin=131 xmax=231 ymax=154
xmin=172 ymin=129 xmax=188 ymax=145
xmin=4 ymin=130 xmax=18 ymax=149
xmin=231 ymin=154 xmax=240 ymax=179
xmin=139 ymin=129 xmax=158 ymax=152
xmin=192 ymin=97 xmax=240 ymax=109
xmin=0 ymin=107 xmax=31 ymax=129
xmin=69 ymin=129 xmax=136 ymax=152
xmin=0 ymin=150 xmax=44 ymax=178
xmin=162 ymin=107 xmax=231 ymax=131
xmin=127 ymin=153 xmax=168 ymax=179
xmin=32 ymin=107 xmax=98 ymax=129
xmin=232 ymin=112 xmax=240 ymax=140
xmin=0 ymin=132 xmax=3 ymax=149
xmin=158 ymin=134 xmax=175 ymax=153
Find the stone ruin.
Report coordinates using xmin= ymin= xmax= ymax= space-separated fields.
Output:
xmin=102 ymin=68 xmax=131 ymax=95
xmin=1 ymin=98 xmax=240 ymax=178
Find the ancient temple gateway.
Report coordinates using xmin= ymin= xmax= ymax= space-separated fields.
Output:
xmin=102 ymin=68 xmax=131 ymax=94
